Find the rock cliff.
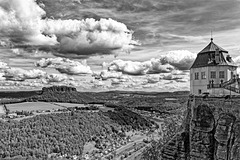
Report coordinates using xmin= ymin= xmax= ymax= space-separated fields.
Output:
xmin=162 ymin=96 xmax=240 ymax=160
xmin=28 ymin=86 xmax=95 ymax=103
xmin=42 ymin=86 xmax=77 ymax=92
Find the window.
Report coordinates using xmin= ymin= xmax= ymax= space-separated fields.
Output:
xmin=198 ymin=89 xmax=202 ymax=94
xmin=201 ymin=72 xmax=206 ymax=79
xmin=195 ymin=72 xmax=199 ymax=80
xmin=210 ymin=71 xmax=216 ymax=79
xmin=219 ymin=71 xmax=224 ymax=78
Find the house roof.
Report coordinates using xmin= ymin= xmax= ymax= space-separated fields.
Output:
xmin=190 ymin=39 xmax=237 ymax=69
xmin=199 ymin=38 xmax=228 ymax=54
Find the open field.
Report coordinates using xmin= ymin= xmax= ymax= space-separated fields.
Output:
xmin=53 ymin=102 xmax=85 ymax=108
xmin=6 ymin=102 xmax=65 ymax=112
xmin=0 ymin=105 xmax=5 ymax=116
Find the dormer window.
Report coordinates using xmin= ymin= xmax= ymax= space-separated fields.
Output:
xmin=226 ymin=55 xmax=232 ymax=62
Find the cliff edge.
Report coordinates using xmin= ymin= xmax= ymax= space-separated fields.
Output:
xmin=162 ymin=96 xmax=240 ymax=160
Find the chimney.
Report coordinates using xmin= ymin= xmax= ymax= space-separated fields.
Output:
xmin=215 ymin=48 xmax=220 ymax=64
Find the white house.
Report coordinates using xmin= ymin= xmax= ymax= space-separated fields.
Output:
xmin=190 ymin=38 xmax=240 ymax=95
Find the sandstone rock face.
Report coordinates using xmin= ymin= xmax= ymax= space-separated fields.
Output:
xmin=231 ymin=121 xmax=240 ymax=160
xmin=161 ymin=97 xmax=240 ymax=160
xmin=192 ymin=104 xmax=215 ymax=132
xmin=42 ymin=86 xmax=77 ymax=93
xmin=190 ymin=104 xmax=215 ymax=160
xmin=215 ymin=114 xmax=235 ymax=143
xmin=214 ymin=113 xmax=235 ymax=160
xmin=161 ymin=132 xmax=188 ymax=160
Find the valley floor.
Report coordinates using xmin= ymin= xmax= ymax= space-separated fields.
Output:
xmin=0 ymin=89 xmax=188 ymax=160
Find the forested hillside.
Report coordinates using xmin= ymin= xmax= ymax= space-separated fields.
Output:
xmin=0 ymin=108 xmax=154 ymax=159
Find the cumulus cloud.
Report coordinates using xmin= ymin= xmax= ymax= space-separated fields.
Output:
xmin=90 ymin=79 xmax=106 ymax=89
xmin=99 ymin=70 xmax=122 ymax=80
xmin=0 ymin=73 xmax=5 ymax=80
xmin=55 ymin=65 xmax=91 ymax=75
xmin=158 ymin=50 xmax=196 ymax=70
xmin=36 ymin=57 xmax=72 ymax=68
xmin=233 ymin=56 xmax=240 ymax=66
xmin=92 ymin=70 xmax=134 ymax=86
xmin=0 ymin=0 xmax=138 ymax=55
xmin=3 ymin=68 xmax=46 ymax=81
xmin=146 ymin=75 xmax=159 ymax=84
xmin=45 ymin=73 xmax=68 ymax=83
xmin=108 ymin=60 xmax=149 ymax=75
xmin=45 ymin=18 xmax=138 ymax=54
xmin=106 ymin=50 xmax=195 ymax=75
xmin=0 ymin=65 xmax=79 ymax=89
xmin=111 ymin=78 xmax=122 ymax=85
xmin=36 ymin=57 xmax=92 ymax=75
xmin=233 ymin=56 xmax=240 ymax=74
xmin=107 ymin=59 xmax=173 ymax=75
xmin=11 ymin=49 xmax=22 ymax=55
xmin=0 ymin=80 xmax=44 ymax=90
xmin=171 ymin=70 xmax=189 ymax=76
xmin=160 ymin=73 xmax=189 ymax=82
xmin=0 ymin=61 xmax=8 ymax=69
xmin=0 ymin=39 xmax=13 ymax=47
xmin=0 ymin=0 xmax=57 ymax=45
xmin=144 ymin=58 xmax=175 ymax=73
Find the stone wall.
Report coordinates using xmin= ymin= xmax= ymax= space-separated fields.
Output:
xmin=162 ymin=96 xmax=240 ymax=160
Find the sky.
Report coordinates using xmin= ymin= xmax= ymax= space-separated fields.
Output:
xmin=0 ymin=0 xmax=240 ymax=92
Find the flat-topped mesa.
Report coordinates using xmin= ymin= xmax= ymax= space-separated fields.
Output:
xmin=27 ymin=86 xmax=95 ymax=103
xmin=42 ymin=86 xmax=77 ymax=93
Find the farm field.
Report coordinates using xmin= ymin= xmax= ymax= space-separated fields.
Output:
xmin=53 ymin=102 xmax=85 ymax=108
xmin=0 ymin=105 xmax=5 ymax=116
xmin=6 ymin=102 xmax=65 ymax=112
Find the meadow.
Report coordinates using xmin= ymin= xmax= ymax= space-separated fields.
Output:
xmin=6 ymin=102 xmax=64 ymax=112
xmin=53 ymin=102 xmax=85 ymax=108
xmin=0 ymin=105 xmax=5 ymax=116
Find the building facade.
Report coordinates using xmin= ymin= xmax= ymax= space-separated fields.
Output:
xmin=190 ymin=38 xmax=239 ymax=95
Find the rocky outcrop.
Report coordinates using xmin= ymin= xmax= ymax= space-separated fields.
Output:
xmin=231 ymin=121 xmax=240 ymax=160
xmin=42 ymin=86 xmax=77 ymax=93
xmin=162 ymin=97 xmax=240 ymax=160
xmin=214 ymin=113 xmax=235 ymax=160
xmin=190 ymin=104 xmax=215 ymax=160
xmin=28 ymin=86 xmax=95 ymax=103
xmin=162 ymin=132 xmax=188 ymax=160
